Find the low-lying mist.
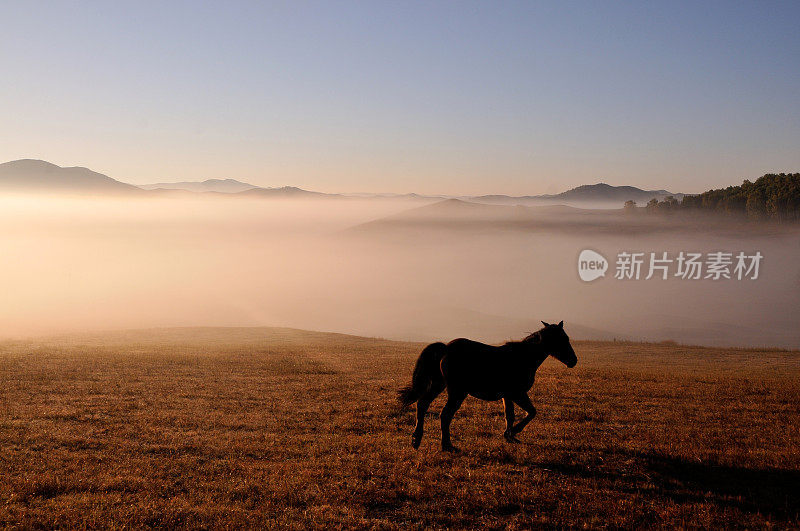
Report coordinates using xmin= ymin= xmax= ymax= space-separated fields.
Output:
xmin=2 ymin=194 xmax=798 ymax=348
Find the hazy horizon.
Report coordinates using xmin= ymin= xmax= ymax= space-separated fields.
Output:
xmin=1 ymin=193 xmax=797 ymax=349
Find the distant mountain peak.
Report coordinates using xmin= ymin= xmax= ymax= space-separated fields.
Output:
xmin=0 ymin=159 xmax=140 ymax=194
xmin=541 ymin=183 xmax=683 ymax=203
xmin=3 ymin=158 xmax=59 ymax=167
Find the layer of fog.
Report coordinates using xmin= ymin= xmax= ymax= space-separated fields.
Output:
xmin=1 ymin=194 xmax=798 ymax=348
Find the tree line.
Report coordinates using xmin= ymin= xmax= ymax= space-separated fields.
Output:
xmin=623 ymin=173 xmax=800 ymax=221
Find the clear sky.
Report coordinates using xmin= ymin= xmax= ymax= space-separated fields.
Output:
xmin=1 ymin=1 xmax=798 ymax=195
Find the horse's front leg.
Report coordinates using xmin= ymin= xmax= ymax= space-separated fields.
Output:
xmin=502 ymin=397 xmax=520 ymax=443
xmin=510 ymin=393 xmax=537 ymax=436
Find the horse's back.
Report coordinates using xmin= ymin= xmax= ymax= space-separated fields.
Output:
xmin=444 ymin=338 xmax=501 ymax=366
xmin=445 ymin=338 xmax=495 ymax=353
xmin=441 ymin=338 xmax=517 ymax=397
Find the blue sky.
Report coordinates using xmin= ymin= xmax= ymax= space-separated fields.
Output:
xmin=1 ymin=1 xmax=798 ymax=194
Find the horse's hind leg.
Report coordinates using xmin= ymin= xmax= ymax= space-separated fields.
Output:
xmin=440 ymin=390 xmax=466 ymax=452
xmin=411 ymin=399 xmax=431 ymax=449
xmin=502 ymin=398 xmax=520 ymax=443
xmin=510 ymin=393 xmax=537 ymax=436
xmin=411 ymin=382 xmax=444 ymax=449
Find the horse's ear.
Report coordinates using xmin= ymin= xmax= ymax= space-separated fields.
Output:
xmin=558 ymin=320 xmax=564 ymax=328
xmin=541 ymin=321 xmax=550 ymax=327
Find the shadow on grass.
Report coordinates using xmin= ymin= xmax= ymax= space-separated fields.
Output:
xmin=533 ymin=449 xmax=800 ymax=522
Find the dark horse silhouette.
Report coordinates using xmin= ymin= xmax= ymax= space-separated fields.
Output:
xmin=398 ymin=321 xmax=577 ymax=452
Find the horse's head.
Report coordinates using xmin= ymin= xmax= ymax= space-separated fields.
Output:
xmin=526 ymin=321 xmax=577 ymax=368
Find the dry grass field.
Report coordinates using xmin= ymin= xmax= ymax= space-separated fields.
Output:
xmin=1 ymin=327 xmax=798 ymax=528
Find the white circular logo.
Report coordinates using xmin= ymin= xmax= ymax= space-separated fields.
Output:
xmin=578 ymin=249 xmax=608 ymax=282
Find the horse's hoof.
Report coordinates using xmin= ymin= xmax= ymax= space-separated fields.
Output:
xmin=503 ymin=431 xmax=521 ymax=444
xmin=411 ymin=436 xmax=421 ymax=449
xmin=442 ymin=444 xmax=459 ymax=453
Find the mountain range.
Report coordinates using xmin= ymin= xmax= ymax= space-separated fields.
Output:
xmin=140 ymin=178 xmax=257 ymax=193
xmin=0 ymin=159 xmax=682 ymax=206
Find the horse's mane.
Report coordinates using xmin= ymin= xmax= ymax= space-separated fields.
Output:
xmin=502 ymin=328 xmax=545 ymax=348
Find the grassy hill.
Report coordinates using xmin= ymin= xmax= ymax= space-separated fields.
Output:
xmin=1 ymin=327 xmax=797 ymax=528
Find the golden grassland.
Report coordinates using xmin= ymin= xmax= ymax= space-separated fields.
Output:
xmin=0 ymin=327 xmax=798 ymax=528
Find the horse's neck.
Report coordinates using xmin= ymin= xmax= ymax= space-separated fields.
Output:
xmin=507 ymin=342 xmax=548 ymax=371
xmin=529 ymin=346 xmax=549 ymax=371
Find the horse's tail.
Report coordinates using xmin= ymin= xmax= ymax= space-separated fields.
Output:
xmin=397 ymin=342 xmax=446 ymax=407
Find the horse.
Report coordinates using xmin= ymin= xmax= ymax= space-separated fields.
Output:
xmin=397 ymin=321 xmax=577 ymax=452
